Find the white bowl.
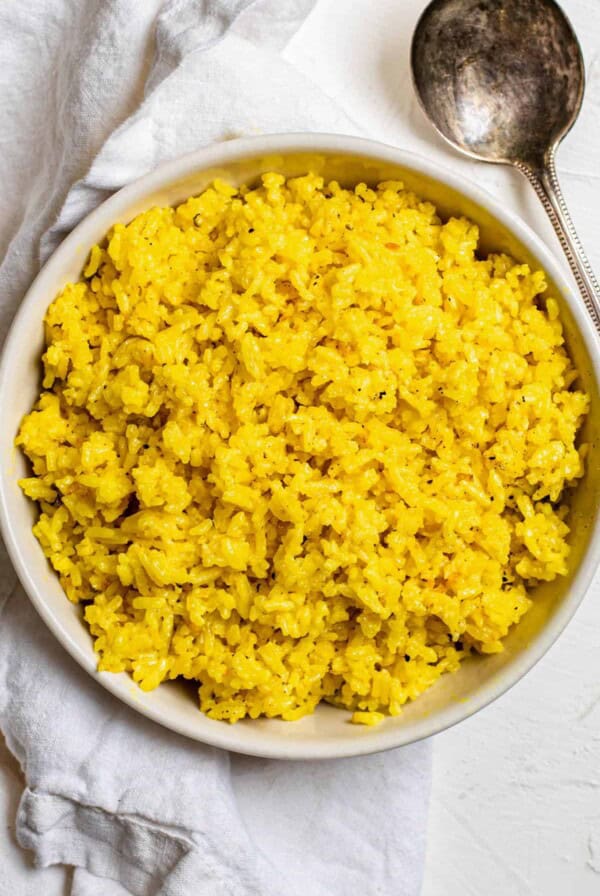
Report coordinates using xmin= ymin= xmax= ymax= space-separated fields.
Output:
xmin=1 ymin=133 xmax=599 ymax=760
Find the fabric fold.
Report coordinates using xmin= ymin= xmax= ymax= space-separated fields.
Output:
xmin=19 ymin=790 xmax=195 ymax=896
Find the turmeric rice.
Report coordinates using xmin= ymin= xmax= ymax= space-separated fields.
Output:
xmin=17 ymin=173 xmax=589 ymax=724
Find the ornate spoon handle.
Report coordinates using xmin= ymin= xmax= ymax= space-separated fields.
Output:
xmin=515 ymin=154 xmax=600 ymax=335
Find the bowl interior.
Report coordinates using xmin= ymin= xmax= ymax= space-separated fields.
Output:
xmin=2 ymin=138 xmax=599 ymax=759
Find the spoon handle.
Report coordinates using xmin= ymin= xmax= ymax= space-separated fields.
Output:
xmin=515 ymin=155 xmax=600 ymax=335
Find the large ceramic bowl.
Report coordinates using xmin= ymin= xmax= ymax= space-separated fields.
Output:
xmin=1 ymin=134 xmax=598 ymax=759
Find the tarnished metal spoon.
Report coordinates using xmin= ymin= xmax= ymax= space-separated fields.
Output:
xmin=411 ymin=0 xmax=600 ymax=332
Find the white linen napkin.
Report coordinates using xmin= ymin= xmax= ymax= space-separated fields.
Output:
xmin=0 ymin=2 xmax=432 ymax=895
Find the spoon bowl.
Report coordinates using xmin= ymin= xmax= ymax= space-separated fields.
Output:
xmin=411 ymin=0 xmax=584 ymax=167
xmin=411 ymin=0 xmax=600 ymax=331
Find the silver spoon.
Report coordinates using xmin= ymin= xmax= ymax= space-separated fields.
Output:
xmin=411 ymin=0 xmax=600 ymax=332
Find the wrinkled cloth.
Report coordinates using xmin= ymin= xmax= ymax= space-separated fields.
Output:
xmin=0 ymin=2 xmax=432 ymax=894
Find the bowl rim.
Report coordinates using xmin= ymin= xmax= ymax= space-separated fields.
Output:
xmin=1 ymin=131 xmax=599 ymax=760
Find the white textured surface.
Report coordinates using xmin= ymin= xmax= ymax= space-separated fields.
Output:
xmin=1 ymin=0 xmax=599 ymax=893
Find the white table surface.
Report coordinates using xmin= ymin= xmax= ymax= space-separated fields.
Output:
xmin=2 ymin=1 xmax=600 ymax=894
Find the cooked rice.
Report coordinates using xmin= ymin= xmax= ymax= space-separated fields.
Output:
xmin=17 ymin=173 xmax=589 ymax=724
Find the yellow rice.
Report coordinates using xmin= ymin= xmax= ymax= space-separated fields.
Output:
xmin=17 ymin=173 xmax=589 ymax=724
